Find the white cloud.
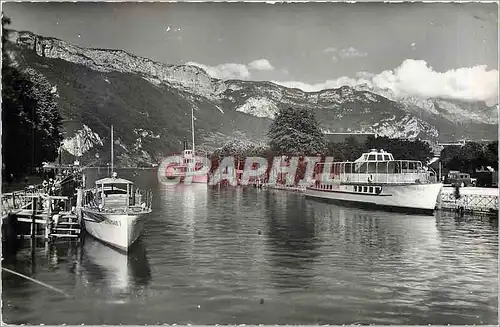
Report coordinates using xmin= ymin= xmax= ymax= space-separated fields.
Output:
xmin=274 ymin=59 xmax=499 ymax=105
xmin=324 ymin=46 xmax=367 ymax=60
xmin=186 ymin=62 xmax=250 ymax=80
xmin=186 ymin=58 xmax=275 ymax=80
xmin=248 ymin=59 xmax=274 ymax=71
xmin=338 ymin=47 xmax=367 ymax=59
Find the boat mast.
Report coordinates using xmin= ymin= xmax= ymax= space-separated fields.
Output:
xmin=191 ymin=106 xmax=195 ymax=156
xmin=111 ymin=125 xmax=114 ymax=176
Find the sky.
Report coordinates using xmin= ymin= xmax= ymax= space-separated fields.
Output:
xmin=3 ymin=2 xmax=499 ymax=104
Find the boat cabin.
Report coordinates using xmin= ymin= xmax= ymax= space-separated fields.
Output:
xmin=92 ymin=173 xmax=140 ymax=208
xmin=313 ymin=149 xmax=435 ymax=185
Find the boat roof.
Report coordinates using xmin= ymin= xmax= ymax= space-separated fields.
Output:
xmin=351 ymin=149 xmax=397 ymax=163
xmin=95 ymin=177 xmax=134 ymax=185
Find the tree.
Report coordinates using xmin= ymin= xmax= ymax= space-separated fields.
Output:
xmin=268 ymin=107 xmax=327 ymax=156
xmin=440 ymin=141 xmax=499 ymax=174
xmin=2 ymin=15 xmax=63 ymax=178
xmin=326 ymin=136 xmax=364 ymax=161
xmin=483 ymin=141 xmax=498 ymax=170
xmin=366 ymin=136 xmax=433 ymax=163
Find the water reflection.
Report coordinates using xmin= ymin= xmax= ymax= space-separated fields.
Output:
xmin=264 ymin=191 xmax=319 ymax=290
xmin=2 ymin=185 xmax=498 ymax=325
xmin=78 ymin=235 xmax=151 ymax=297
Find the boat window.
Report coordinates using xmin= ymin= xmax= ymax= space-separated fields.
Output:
xmin=358 ymin=163 xmax=367 ymax=174
xmin=363 ymin=186 xmax=367 ymax=192
xmin=401 ymin=162 xmax=407 ymax=171
xmin=377 ymin=154 xmax=383 ymax=161
xmin=376 ymin=162 xmax=388 ymax=173
xmin=369 ymin=186 xmax=373 ymax=193
xmin=367 ymin=162 xmax=377 ymax=173
xmin=354 ymin=186 xmax=357 ymax=192
xmin=368 ymin=155 xmax=376 ymax=161
xmin=384 ymin=155 xmax=390 ymax=161
xmin=345 ymin=163 xmax=352 ymax=174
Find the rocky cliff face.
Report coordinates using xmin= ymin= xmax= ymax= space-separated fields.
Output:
xmin=8 ymin=30 xmax=498 ymax=165
xmin=11 ymin=30 xmax=228 ymax=99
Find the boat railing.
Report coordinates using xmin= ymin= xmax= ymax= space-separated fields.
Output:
xmin=131 ymin=188 xmax=153 ymax=210
xmin=315 ymin=160 xmax=436 ymax=184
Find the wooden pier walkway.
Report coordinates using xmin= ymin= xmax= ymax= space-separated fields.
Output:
xmin=2 ymin=192 xmax=81 ymax=241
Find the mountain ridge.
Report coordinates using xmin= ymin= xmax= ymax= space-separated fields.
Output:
xmin=6 ymin=29 xmax=498 ymax=166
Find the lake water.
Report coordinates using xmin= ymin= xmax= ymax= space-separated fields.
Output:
xmin=2 ymin=169 xmax=498 ymax=325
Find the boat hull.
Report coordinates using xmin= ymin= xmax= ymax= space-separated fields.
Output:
xmin=81 ymin=209 xmax=150 ymax=252
xmin=185 ymin=175 xmax=208 ymax=184
xmin=305 ymin=183 xmax=443 ymax=215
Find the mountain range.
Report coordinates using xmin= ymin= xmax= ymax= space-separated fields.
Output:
xmin=6 ymin=30 xmax=498 ymax=166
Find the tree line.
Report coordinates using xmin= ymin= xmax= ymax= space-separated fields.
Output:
xmin=209 ymin=106 xmax=435 ymax=165
xmin=2 ymin=15 xmax=63 ymax=182
xmin=439 ymin=141 xmax=498 ymax=174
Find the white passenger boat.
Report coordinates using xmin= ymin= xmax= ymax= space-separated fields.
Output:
xmin=305 ymin=149 xmax=443 ymax=215
xmin=80 ymin=126 xmax=153 ymax=251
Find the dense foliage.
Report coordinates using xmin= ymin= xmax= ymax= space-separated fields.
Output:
xmin=268 ymin=107 xmax=327 ymax=156
xmin=440 ymin=141 xmax=498 ymax=173
xmin=2 ymin=16 xmax=63 ymax=178
xmin=326 ymin=135 xmax=434 ymax=163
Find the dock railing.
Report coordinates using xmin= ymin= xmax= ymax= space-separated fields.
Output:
xmin=1 ymin=191 xmax=35 ymax=218
xmin=440 ymin=193 xmax=498 ymax=213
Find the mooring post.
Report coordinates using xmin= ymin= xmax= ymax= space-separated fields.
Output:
xmin=30 ymin=197 xmax=36 ymax=239
xmin=31 ymin=196 xmax=38 ymax=254
xmin=45 ymin=197 xmax=52 ymax=241
xmin=76 ymin=188 xmax=83 ymax=225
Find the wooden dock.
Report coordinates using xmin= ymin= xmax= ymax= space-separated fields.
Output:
xmin=2 ymin=192 xmax=82 ymax=242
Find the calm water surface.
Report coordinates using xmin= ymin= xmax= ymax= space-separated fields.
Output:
xmin=2 ymin=169 xmax=498 ymax=324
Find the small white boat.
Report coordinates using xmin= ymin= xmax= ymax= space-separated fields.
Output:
xmin=80 ymin=174 xmax=152 ymax=251
xmin=80 ymin=125 xmax=153 ymax=251
xmin=305 ymin=149 xmax=443 ymax=215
